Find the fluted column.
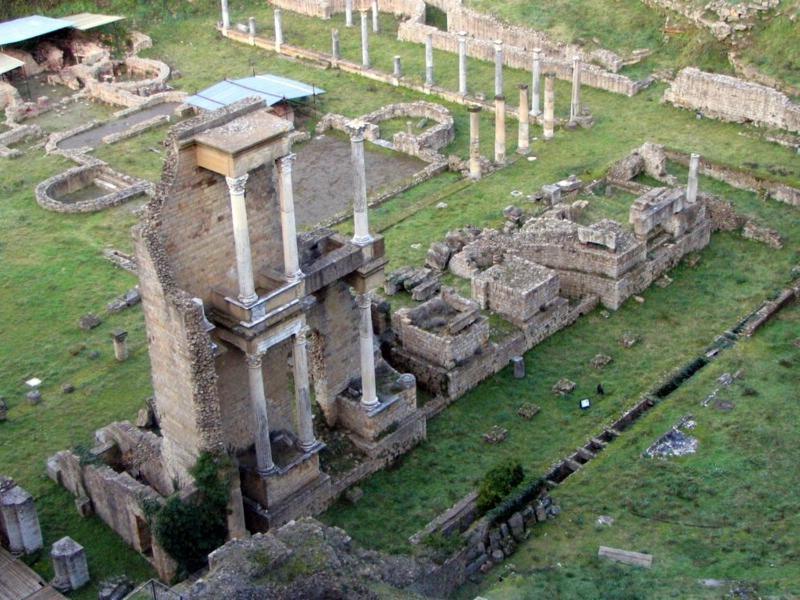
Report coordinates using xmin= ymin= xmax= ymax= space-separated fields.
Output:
xmin=469 ymin=106 xmax=481 ymax=180
xmin=372 ymin=0 xmax=379 ymax=32
xmin=276 ymin=154 xmax=303 ymax=283
xmin=494 ymin=40 xmax=504 ymax=97
xmin=221 ymin=0 xmax=230 ymax=32
xmin=293 ymin=327 xmax=317 ymax=451
xmin=531 ymin=48 xmax=542 ymax=116
xmin=274 ymin=9 xmax=283 ymax=52
xmin=349 ymin=124 xmax=372 ymax=245
xmin=687 ymin=153 xmax=700 ymax=203
xmin=543 ymin=72 xmax=555 ymax=141
xmin=360 ymin=11 xmax=370 ymax=68
xmin=518 ymin=84 xmax=530 ymax=155
xmin=226 ymin=174 xmax=257 ymax=305
xmin=246 ymin=354 xmax=275 ymax=475
xmin=458 ymin=32 xmax=468 ymax=96
xmin=357 ymin=293 xmax=378 ymax=408
xmin=570 ymin=55 xmax=581 ymax=123
xmin=494 ymin=95 xmax=506 ymax=165
xmin=345 ymin=0 xmax=353 ymax=26
xmin=425 ymin=33 xmax=434 ymax=86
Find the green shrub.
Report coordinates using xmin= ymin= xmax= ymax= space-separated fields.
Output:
xmin=143 ymin=452 xmax=232 ymax=578
xmin=477 ymin=459 xmax=524 ymax=514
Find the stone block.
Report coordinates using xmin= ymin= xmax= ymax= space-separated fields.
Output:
xmin=508 ymin=511 xmax=525 ymax=541
xmin=51 ymin=536 xmax=90 ymax=591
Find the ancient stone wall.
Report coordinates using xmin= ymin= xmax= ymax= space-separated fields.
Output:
xmin=664 ymin=67 xmax=800 ymax=132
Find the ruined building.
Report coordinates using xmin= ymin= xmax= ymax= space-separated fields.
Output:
xmin=47 ymin=99 xmax=426 ymax=578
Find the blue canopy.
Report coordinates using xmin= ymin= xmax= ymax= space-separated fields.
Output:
xmin=187 ymin=74 xmax=324 ymax=111
xmin=0 ymin=15 xmax=73 ymax=46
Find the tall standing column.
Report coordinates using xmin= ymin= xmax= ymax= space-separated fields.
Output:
xmin=570 ymin=55 xmax=582 ymax=123
xmin=226 ymin=174 xmax=257 ymax=305
xmin=425 ymin=33 xmax=434 ymax=86
xmin=274 ymin=9 xmax=283 ymax=52
xmin=246 ymin=354 xmax=275 ymax=475
xmin=293 ymin=327 xmax=317 ymax=451
xmin=469 ymin=106 xmax=482 ymax=180
xmin=357 ymin=293 xmax=379 ymax=408
xmin=518 ymin=84 xmax=530 ymax=155
xmin=221 ymin=0 xmax=230 ymax=32
xmin=543 ymin=72 xmax=555 ymax=141
xmin=494 ymin=40 xmax=504 ymax=97
xmin=360 ymin=11 xmax=370 ymax=68
xmin=687 ymin=153 xmax=700 ymax=203
xmin=248 ymin=16 xmax=256 ymax=45
xmin=531 ymin=48 xmax=542 ymax=116
xmin=372 ymin=0 xmax=379 ymax=33
xmin=458 ymin=32 xmax=468 ymax=96
xmin=345 ymin=0 xmax=353 ymax=27
xmin=494 ymin=95 xmax=506 ymax=165
xmin=276 ymin=154 xmax=303 ymax=283
xmin=331 ymin=29 xmax=340 ymax=61
xmin=349 ymin=124 xmax=372 ymax=245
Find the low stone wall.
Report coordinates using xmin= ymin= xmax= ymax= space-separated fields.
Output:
xmin=0 ymin=124 xmax=46 ymax=158
xmin=664 ymin=67 xmax=800 ymax=133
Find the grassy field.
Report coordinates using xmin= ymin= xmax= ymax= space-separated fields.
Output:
xmin=0 ymin=1 xmax=798 ymax=596
xmin=460 ymin=302 xmax=800 ymax=599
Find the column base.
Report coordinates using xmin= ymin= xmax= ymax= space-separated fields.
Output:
xmin=238 ymin=292 xmax=259 ymax=307
xmin=257 ymin=465 xmax=278 ymax=477
xmin=517 ymin=146 xmax=530 ymax=155
xmin=352 ymin=234 xmax=374 ymax=246
xmin=299 ymin=439 xmax=323 ymax=454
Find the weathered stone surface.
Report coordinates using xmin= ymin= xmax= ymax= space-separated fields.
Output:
xmin=425 ymin=241 xmax=453 ymax=271
xmin=517 ymin=403 xmax=540 ymax=420
xmin=552 ymin=378 xmax=576 ymax=395
xmin=0 ymin=397 xmax=7 ymax=421
xmin=344 ymin=486 xmax=364 ymax=505
xmin=78 ymin=314 xmax=102 ymax=330
xmin=26 ymin=390 xmax=42 ymax=405
xmin=508 ymin=511 xmax=525 ymax=541
xmin=483 ymin=425 xmax=508 ymax=444
xmin=590 ymin=354 xmax=613 ymax=369
xmin=511 ymin=356 xmax=525 ymax=378
xmin=742 ymin=221 xmax=783 ymax=249
xmin=621 ymin=332 xmax=639 ymax=348
xmin=97 ymin=576 xmax=134 ymax=600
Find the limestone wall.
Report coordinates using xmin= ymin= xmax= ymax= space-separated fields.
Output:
xmin=664 ymin=67 xmax=800 ymax=132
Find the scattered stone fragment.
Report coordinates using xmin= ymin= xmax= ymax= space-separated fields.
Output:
xmin=596 ymin=515 xmax=615 ymax=527
xmin=655 ymin=274 xmax=673 ymax=288
xmin=590 ymin=354 xmax=613 ymax=369
xmin=598 ymin=546 xmax=652 ymax=568
xmin=410 ymin=243 xmax=422 ymax=250
xmin=61 ymin=383 xmax=75 ymax=394
xmin=435 ymin=201 xmax=448 ymax=209
xmin=600 ymin=310 xmax=610 ymax=319
xmin=685 ymin=254 xmax=701 ymax=268
xmin=552 ymin=378 xmax=576 ymax=395
xmin=425 ymin=241 xmax=452 ymax=271
xmin=714 ymin=400 xmax=735 ymax=411
xmin=645 ymin=416 xmax=698 ymax=458
xmin=633 ymin=295 xmax=645 ymax=304
xmin=491 ymin=549 xmax=504 ymax=562
xmin=411 ymin=276 xmax=440 ymax=302
xmin=26 ymin=390 xmax=42 ymax=405
xmin=97 ymin=575 xmax=134 ymax=600
xmin=717 ymin=372 xmax=734 ymax=387
xmin=344 ymin=486 xmax=364 ymax=505
xmin=620 ymin=332 xmax=639 ymax=348
xmin=517 ymin=403 xmax=540 ymax=420
xmin=78 ymin=314 xmax=102 ymax=331
xmin=483 ymin=425 xmax=508 ymax=444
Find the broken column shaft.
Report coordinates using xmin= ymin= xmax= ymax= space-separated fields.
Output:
xmin=393 ymin=55 xmax=402 ymax=78
xmin=248 ymin=16 xmax=256 ymax=45
xmin=494 ymin=95 xmax=506 ymax=165
xmin=345 ymin=0 xmax=353 ymax=27
xmin=372 ymin=0 xmax=379 ymax=32
xmin=458 ymin=32 xmax=468 ymax=96
xmin=469 ymin=106 xmax=482 ymax=180
xmin=0 ymin=482 xmax=43 ymax=555
xmin=110 ymin=329 xmax=129 ymax=362
xmin=518 ymin=84 xmax=530 ymax=154
xmin=687 ymin=153 xmax=700 ymax=203
xmin=531 ymin=48 xmax=542 ymax=116
xmin=274 ymin=9 xmax=283 ymax=51
xmin=425 ymin=33 xmax=434 ymax=86
xmin=570 ymin=55 xmax=582 ymax=123
xmin=494 ymin=40 xmax=504 ymax=97
xmin=331 ymin=29 xmax=340 ymax=61
xmin=221 ymin=0 xmax=230 ymax=32
xmin=543 ymin=73 xmax=555 ymax=141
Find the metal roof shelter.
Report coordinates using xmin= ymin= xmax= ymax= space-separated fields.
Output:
xmin=187 ymin=74 xmax=325 ymax=111
xmin=64 ymin=13 xmax=126 ymax=31
xmin=0 ymin=15 xmax=73 ymax=46
xmin=0 ymin=52 xmax=24 ymax=76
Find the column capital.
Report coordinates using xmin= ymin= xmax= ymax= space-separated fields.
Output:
xmin=276 ymin=153 xmax=297 ymax=173
xmin=226 ymin=174 xmax=249 ymax=195
xmin=458 ymin=31 xmax=468 ymax=39
xmin=518 ymin=83 xmax=529 ymax=91
xmin=356 ymin=292 xmax=372 ymax=309
xmin=468 ymin=105 xmax=482 ymax=113
xmin=245 ymin=353 xmax=262 ymax=369
xmin=346 ymin=121 xmax=369 ymax=142
xmin=533 ymin=47 xmax=542 ymax=57
xmin=295 ymin=325 xmax=311 ymax=346
xmin=494 ymin=39 xmax=504 ymax=50
xmin=573 ymin=54 xmax=581 ymax=63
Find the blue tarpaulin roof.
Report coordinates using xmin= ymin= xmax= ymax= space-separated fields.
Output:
xmin=187 ymin=74 xmax=324 ymax=111
xmin=0 ymin=15 xmax=73 ymax=46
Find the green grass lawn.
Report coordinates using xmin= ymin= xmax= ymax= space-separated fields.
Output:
xmin=460 ymin=302 xmax=800 ymax=599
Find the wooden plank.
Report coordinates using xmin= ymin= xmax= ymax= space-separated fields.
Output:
xmin=598 ymin=546 xmax=653 ymax=568
xmin=0 ymin=548 xmax=48 ymax=600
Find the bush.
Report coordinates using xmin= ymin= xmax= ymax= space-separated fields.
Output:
xmin=477 ymin=459 xmax=524 ymax=514
xmin=143 ymin=452 xmax=232 ymax=577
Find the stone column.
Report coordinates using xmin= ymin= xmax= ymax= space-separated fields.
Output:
xmin=543 ymin=72 xmax=555 ymax=141
xmin=51 ymin=537 xmax=89 ymax=592
xmin=293 ymin=327 xmax=317 ymax=451
xmin=349 ymin=124 xmax=372 ymax=245
xmin=221 ymin=0 xmax=230 ymax=32
xmin=531 ymin=48 xmax=542 ymax=116
xmin=274 ymin=9 xmax=283 ymax=51
xmin=248 ymin=16 xmax=256 ymax=45
xmin=345 ymin=0 xmax=353 ymax=27
xmin=246 ymin=354 xmax=275 ymax=475
xmin=518 ymin=84 xmax=530 ymax=155
xmin=570 ymin=55 xmax=581 ymax=122
xmin=357 ymin=293 xmax=379 ymax=408
xmin=425 ymin=33 xmax=434 ymax=87
xmin=494 ymin=95 xmax=506 ymax=165
xmin=494 ymin=40 xmax=504 ymax=97
xmin=393 ymin=55 xmax=402 ymax=78
xmin=226 ymin=174 xmax=257 ymax=306
xmin=458 ymin=32 xmax=468 ymax=96
xmin=687 ymin=153 xmax=700 ymax=203
xmin=360 ymin=11 xmax=370 ymax=68
xmin=110 ymin=329 xmax=128 ymax=361
xmin=0 ymin=484 xmax=43 ymax=555
xmin=469 ymin=106 xmax=481 ymax=180
xmin=372 ymin=0 xmax=379 ymax=33
xmin=276 ymin=154 xmax=303 ymax=283
xmin=332 ymin=29 xmax=340 ymax=61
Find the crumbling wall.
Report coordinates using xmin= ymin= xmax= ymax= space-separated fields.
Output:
xmin=664 ymin=67 xmax=800 ymax=132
